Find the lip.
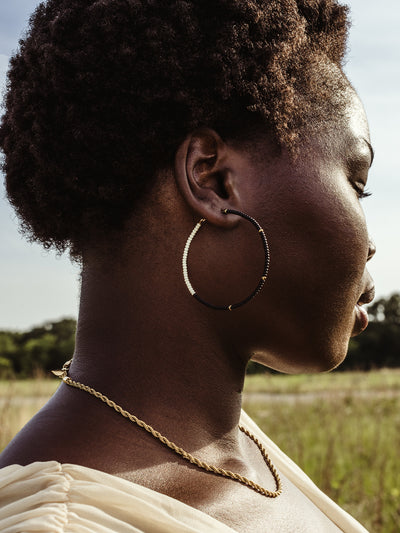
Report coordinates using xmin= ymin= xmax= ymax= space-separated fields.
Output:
xmin=351 ymin=304 xmax=369 ymax=337
xmin=351 ymin=284 xmax=375 ymax=337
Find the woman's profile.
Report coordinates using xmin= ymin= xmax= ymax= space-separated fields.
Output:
xmin=0 ymin=0 xmax=375 ymax=531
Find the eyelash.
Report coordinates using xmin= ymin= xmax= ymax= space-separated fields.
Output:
xmin=353 ymin=183 xmax=372 ymax=200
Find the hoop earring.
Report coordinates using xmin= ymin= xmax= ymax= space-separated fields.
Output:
xmin=182 ymin=208 xmax=270 ymax=311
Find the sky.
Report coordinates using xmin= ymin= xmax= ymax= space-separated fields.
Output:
xmin=0 ymin=1 xmax=399 ymax=330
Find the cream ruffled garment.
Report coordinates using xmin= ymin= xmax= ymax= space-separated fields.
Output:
xmin=0 ymin=412 xmax=368 ymax=533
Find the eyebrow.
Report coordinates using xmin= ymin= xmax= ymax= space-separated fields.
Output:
xmin=363 ymin=138 xmax=375 ymax=167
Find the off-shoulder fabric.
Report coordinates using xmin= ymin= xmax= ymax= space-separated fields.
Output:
xmin=0 ymin=412 xmax=368 ymax=533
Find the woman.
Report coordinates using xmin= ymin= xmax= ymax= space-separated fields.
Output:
xmin=0 ymin=0 xmax=375 ymax=531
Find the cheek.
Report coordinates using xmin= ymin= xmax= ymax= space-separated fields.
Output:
xmin=270 ymin=174 xmax=368 ymax=297
xmin=250 ymin=177 xmax=369 ymax=372
xmin=320 ymin=185 xmax=369 ymax=288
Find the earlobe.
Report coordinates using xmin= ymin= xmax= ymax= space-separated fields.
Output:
xmin=174 ymin=129 xmax=240 ymax=227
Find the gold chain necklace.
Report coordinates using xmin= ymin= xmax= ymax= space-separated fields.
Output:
xmin=53 ymin=360 xmax=282 ymax=498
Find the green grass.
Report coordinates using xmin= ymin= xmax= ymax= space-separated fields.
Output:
xmin=243 ymin=371 xmax=400 ymax=533
xmin=0 ymin=377 xmax=60 ymax=451
xmin=244 ymin=368 xmax=400 ymax=394
xmin=0 ymin=377 xmax=59 ymax=398
xmin=1 ymin=371 xmax=399 ymax=532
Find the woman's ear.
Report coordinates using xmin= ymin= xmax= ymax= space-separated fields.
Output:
xmin=174 ymin=128 xmax=241 ymax=227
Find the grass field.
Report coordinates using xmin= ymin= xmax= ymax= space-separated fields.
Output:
xmin=1 ymin=370 xmax=400 ymax=532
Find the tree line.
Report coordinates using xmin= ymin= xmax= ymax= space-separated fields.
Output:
xmin=1 ymin=294 xmax=400 ymax=378
xmin=343 ymin=293 xmax=400 ymax=371
xmin=0 ymin=318 xmax=76 ymax=378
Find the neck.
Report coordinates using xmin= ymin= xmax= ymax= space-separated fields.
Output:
xmin=70 ymin=240 xmax=248 ymax=449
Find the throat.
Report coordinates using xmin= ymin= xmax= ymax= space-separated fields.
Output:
xmin=55 ymin=360 xmax=282 ymax=505
xmin=69 ymin=326 xmax=247 ymax=451
xmin=70 ymin=258 xmax=249 ymax=462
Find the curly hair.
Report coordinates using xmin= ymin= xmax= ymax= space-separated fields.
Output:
xmin=0 ymin=0 xmax=349 ymax=257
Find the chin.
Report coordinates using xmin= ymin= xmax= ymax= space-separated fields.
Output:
xmin=251 ymin=341 xmax=349 ymax=375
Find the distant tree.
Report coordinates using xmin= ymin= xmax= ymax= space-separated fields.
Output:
xmin=20 ymin=333 xmax=58 ymax=376
xmin=0 ymin=318 xmax=76 ymax=377
xmin=0 ymin=332 xmax=21 ymax=377
xmin=0 ymin=332 xmax=18 ymax=358
xmin=342 ymin=293 xmax=400 ymax=370
xmin=0 ymin=333 xmax=18 ymax=378
xmin=246 ymin=361 xmax=268 ymax=375
xmin=368 ymin=293 xmax=400 ymax=325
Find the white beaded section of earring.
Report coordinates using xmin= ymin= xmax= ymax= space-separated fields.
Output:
xmin=182 ymin=219 xmax=206 ymax=296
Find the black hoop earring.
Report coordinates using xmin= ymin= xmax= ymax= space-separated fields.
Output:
xmin=182 ymin=208 xmax=270 ymax=311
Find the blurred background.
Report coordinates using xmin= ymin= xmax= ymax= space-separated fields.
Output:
xmin=0 ymin=2 xmax=399 ymax=531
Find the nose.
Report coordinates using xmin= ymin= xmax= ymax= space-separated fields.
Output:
xmin=367 ymin=237 xmax=376 ymax=261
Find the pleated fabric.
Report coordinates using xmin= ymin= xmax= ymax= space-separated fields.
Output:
xmin=0 ymin=412 xmax=369 ymax=533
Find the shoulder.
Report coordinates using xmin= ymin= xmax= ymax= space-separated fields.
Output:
xmin=0 ymin=461 xmax=235 ymax=533
xmin=0 ymin=405 xmax=72 ymax=469
xmin=0 ymin=388 xmax=128 ymax=469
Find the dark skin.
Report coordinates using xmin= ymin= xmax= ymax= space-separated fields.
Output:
xmin=0 ymin=90 xmax=374 ymax=532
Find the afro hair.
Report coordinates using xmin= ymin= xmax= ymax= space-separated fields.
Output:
xmin=0 ymin=0 xmax=350 ymax=257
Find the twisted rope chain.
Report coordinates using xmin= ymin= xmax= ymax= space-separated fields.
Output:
xmin=53 ymin=360 xmax=282 ymax=498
